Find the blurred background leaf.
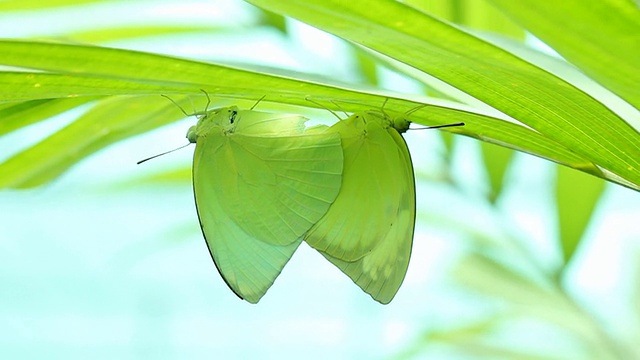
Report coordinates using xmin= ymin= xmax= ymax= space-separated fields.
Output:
xmin=480 ymin=142 xmax=514 ymax=203
xmin=555 ymin=166 xmax=606 ymax=270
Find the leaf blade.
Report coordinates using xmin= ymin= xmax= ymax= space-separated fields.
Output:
xmin=555 ymin=165 xmax=606 ymax=266
xmin=488 ymin=0 xmax=640 ymax=109
xmin=247 ymin=0 xmax=640 ymax=188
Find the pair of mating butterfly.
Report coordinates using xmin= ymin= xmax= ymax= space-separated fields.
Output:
xmin=160 ymin=95 xmax=461 ymax=304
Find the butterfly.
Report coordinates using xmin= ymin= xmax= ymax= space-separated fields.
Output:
xmin=187 ymin=105 xmax=344 ymax=303
xmin=304 ymin=109 xmax=417 ymax=304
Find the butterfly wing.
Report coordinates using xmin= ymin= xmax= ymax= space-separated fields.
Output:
xmin=305 ymin=112 xmax=416 ymax=304
xmin=192 ymin=108 xmax=343 ymax=303
xmin=219 ymin=131 xmax=344 ymax=246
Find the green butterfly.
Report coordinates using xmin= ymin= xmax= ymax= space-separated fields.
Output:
xmin=304 ymin=109 xmax=416 ymax=304
xmin=187 ymin=105 xmax=344 ymax=303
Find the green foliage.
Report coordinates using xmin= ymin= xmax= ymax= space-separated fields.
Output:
xmin=480 ymin=141 xmax=514 ymax=203
xmin=555 ymin=166 xmax=606 ymax=267
xmin=487 ymin=0 xmax=640 ymax=109
xmin=0 ymin=0 xmax=638 ymax=357
xmin=1 ymin=0 xmax=638 ymax=190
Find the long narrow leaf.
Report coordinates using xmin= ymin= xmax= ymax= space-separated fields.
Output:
xmin=488 ymin=0 xmax=640 ymax=110
xmin=247 ymin=0 xmax=640 ymax=188
xmin=480 ymin=142 xmax=514 ymax=203
xmin=555 ymin=165 xmax=606 ymax=267
xmin=0 ymin=95 xmax=188 ymax=188
xmin=0 ymin=97 xmax=94 ymax=136
xmin=0 ymin=40 xmax=631 ymax=189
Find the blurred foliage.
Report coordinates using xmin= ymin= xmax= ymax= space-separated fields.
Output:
xmin=0 ymin=0 xmax=638 ymax=358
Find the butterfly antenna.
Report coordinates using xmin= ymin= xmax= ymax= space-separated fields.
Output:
xmin=199 ymin=89 xmax=211 ymax=111
xmin=250 ymin=95 xmax=267 ymax=110
xmin=406 ymin=104 xmax=428 ymax=116
xmin=305 ymin=97 xmax=342 ymax=120
xmin=329 ymin=100 xmax=350 ymax=118
xmin=136 ymin=143 xmax=191 ymax=165
xmin=411 ymin=122 xmax=465 ymax=130
xmin=161 ymin=95 xmax=193 ymax=117
xmin=379 ymin=97 xmax=391 ymax=118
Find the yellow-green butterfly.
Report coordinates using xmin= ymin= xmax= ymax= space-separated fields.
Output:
xmin=305 ymin=107 xmax=462 ymax=304
xmin=186 ymin=104 xmax=344 ymax=303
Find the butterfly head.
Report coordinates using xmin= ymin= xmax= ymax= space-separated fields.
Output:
xmin=368 ymin=109 xmax=411 ymax=134
xmin=390 ymin=114 xmax=411 ymax=134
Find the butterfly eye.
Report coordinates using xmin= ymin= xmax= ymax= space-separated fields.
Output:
xmin=230 ymin=110 xmax=238 ymax=124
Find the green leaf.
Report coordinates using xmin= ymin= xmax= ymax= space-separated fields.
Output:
xmin=454 ymin=253 xmax=558 ymax=306
xmin=454 ymin=253 xmax=624 ymax=358
xmin=480 ymin=141 xmax=514 ymax=203
xmin=0 ymin=97 xmax=94 ymax=136
xmin=0 ymin=0 xmax=108 ymax=11
xmin=407 ymin=0 xmax=525 ymax=39
xmin=257 ymin=8 xmax=288 ymax=33
xmin=246 ymin=0 xmax=640 ymax=189
xmin=400 ymin=316 xmax=568 ymax=360
xmin=0 ymin=39 xmax=634 ymax=190
xmin=555 ymin=164 xmax=606 ymax=266
xmin=125 ymin=166 xmax=191 ymax=186
xmin=487 ymin=0 xmax=640 ymax=110
xmin=66 ymin=25 xmax=226 ymax=43
xmin=0 ymin=95 xmax=188 ymax=188
xmin=352 ymin=47 xmax=380 ymax=85
xmin=0 ymin=71 xmax=196 ymax=99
